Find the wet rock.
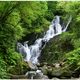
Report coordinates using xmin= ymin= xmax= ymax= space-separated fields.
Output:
xmin=25 ymin=71 xmax=36 ymax=79
xmin=27 ymin=61 xmax=38 ymax=70
xmin=43 ymin=75 xmax=49 ymax=79
xmin=60 ymin=70 xmax=72 ymax=79
xmin=25 ymin=70 xmax=48 ymax=79
xmin=47 ymin=67 xmax=72 ymax=79
xmin=54 ymin=63 xmax=60 ymax=68
xmin=52 ymin=69 xmax=62 ymax=77
xmin=38 ymin=63 xmax=44 ymax=67
xmin=52 ymin=77 xmax=60 ymax=80
xmin=35 ymin=70 xmax=48 ymax=79
xmin=43 ymin=62 xmax=48 ymax=65
xmin=36 ymin=63 xmax=41 ymax=67
xmin=47 ymin=66 xmax=52 ymax=69
xmin=41 ymin=65 xmax=48 ymax=75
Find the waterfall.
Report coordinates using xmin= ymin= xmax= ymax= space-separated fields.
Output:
xmin=17 ymin=16 xmax=72 ymax=66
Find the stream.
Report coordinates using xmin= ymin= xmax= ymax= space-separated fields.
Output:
xmin=17 ymin=15 xmax=72 ymax=79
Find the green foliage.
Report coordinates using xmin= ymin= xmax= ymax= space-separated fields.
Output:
xmin=6 ymin=48 xmax=22 ymax=65
xmin=66 ymin=48 xmax=80 ymax=64
xmin=0 ymin=53 xmax=8 ymax=78
xmin=0 ymin=2 xmax=24 ymax=54
xmin=66 ymin=48 xmax=80 ymax=71
xmin=40 ymin=32 xmax=75 ymax=63
xmin=45 ymin=2 xmax=57 ymax=21
xmin=0 ymin=1 xmax=80 ymax=78
xmin=18 ymin=2 xmax=48 ymax=34
xmin=72 ymin=39 xmax=80 ymax=49
xmin=8 ymin=61 xmax=29 ymax=75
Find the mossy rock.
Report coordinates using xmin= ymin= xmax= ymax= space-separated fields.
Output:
xmin=39 ymin=32 xmax=74 ymax=64
xmin=47 ymin=66 xmax=72 ymax=79
xmin=40 ymin=65 xmax=48 ymax=75
xmin=8 ymin=61 xmax=30 ymax=75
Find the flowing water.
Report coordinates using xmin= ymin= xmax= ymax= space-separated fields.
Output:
xmin=17 ymin=15 xmax=72 ymax=67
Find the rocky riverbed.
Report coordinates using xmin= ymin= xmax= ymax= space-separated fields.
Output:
xmin=9 ymin=61 xmax=80 ymax=79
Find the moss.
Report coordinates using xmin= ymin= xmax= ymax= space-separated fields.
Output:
xmin=40 ymin=32 xmax=74 ymax=64
xmin=8 ymin=61 xmax=30 ymax=75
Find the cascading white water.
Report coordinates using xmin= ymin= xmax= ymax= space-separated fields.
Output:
xmin=24 ymin=41 xmax=31 ymax=62
xmin=43 ymin=16 xmax=62 ymax=42
xmin=29 ymin=38 xmax=42 ymax=64
xmin=17 ymin=16 xmax=72 ymax=65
